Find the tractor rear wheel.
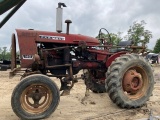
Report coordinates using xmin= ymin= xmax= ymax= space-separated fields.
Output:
xmin=11 ymin=74 xmax=60 ymax=120
xmin=85 ymin=70 xmax=106 ymax=93
xmin=106 ymin=54 xmax=154 ymax=108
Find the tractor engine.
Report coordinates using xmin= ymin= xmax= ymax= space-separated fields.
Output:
xmin=37 ymin=42 xmax=102 ymax=76
xmin=47 ymin=49 xmax=66 ymax=75
xmin=36 ymin=42 xmax=71 ymax=75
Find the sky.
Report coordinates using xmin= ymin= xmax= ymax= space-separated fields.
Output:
xmin=0 ymin=0 xmax=160 ymax=50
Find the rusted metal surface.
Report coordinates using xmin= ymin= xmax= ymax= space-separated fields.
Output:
xmin=73 ymin=61 xmax=100 ymax=69
xmin=122 ymin=67 xmax=149 ymax=99
xmin=63 ymin=47 xmax=70 ymax=64
xmin=20 ymin=84 xmax=52 ymax=114
xmin=46 ymin=64 xmax=71 ymax=69
xmin=11 ymin=33 xmax=16 ymax=70
xmin=123 ymin=69 xmax=143 ymax=94
xmin=9 ymin=67 xmax=21 ymax=78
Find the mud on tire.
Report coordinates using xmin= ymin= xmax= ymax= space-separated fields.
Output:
xmin=106 ymin=53 xmax=154 ymax=108
xmin=11 ymin=74 xmax=60 ymax=120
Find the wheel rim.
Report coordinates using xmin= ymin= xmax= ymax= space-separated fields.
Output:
xmin=122 ymin=66 xmax=149 ymax=100
xmin=20 ymin=84 xmax=53 ymax=114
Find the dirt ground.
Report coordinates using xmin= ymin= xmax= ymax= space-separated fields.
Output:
xmin=0 ymin=65 xmax=160 ymax=120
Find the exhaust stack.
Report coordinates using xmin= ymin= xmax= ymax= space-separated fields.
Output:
xmin=56 ymin=2 xmax=66 ymax=33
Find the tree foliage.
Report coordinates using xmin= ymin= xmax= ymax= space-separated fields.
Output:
xmin=127 ymin=20 xmax=152 ymax=45
xmin=153 ymin=38 xmax=160 ymax=53
xmin=0 ymin=47 xmax=11 ymax=60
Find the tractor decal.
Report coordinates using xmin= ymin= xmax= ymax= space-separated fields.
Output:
xmin=39 ymin=35 xmax=65 ymax=40
xmin=22 ymin=55 xmax=33 ymax=60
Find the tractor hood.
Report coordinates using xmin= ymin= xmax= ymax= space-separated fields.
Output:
xmin=16 ymin=29 xmax=100 ymax=46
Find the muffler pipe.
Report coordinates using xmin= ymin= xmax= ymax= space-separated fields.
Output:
xmin=56 ymin=2 xmax=66 ymax=33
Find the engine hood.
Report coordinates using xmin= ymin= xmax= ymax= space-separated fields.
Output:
xmin=16 ymin=29 xmax=100 ymax=46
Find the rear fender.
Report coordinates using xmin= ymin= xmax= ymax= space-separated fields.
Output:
xmin=106 ymin=51 xmax=127 ymax=67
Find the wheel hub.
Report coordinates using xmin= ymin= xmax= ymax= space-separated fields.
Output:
xmin=20 ymin=84 xmax=52 ymax=114
xmin=123 ymin=69 xmax=143 ymax=94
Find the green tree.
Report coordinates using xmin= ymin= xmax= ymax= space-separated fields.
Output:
xmin=153 ymin=38 xmax=160 ymax=53
xmin=96 ymin=32 xmax=122 ymax=45
xmin=127 ymin=20 xmax=152 ymax=45
xmin=0 ymin=47 xmax=11 ymax=60
xmin=2 ymin=47 xmax=7 ymax=59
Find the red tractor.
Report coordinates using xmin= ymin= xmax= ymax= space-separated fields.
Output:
xmin=1 ymin=1 xmax=154 ymax=120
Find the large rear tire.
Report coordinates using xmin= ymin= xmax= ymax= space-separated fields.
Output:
xmin=11 ymin=74 xmax=60 ymax=120
xmin=85 ymin=70 xmax=106 ymax=93
xmin=106 ymin=54 xmax=154 ymax=108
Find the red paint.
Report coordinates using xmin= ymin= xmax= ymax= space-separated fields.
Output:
xmin=16 ymin=29 xmax=99 ymax=68
xmin=73 ymin=60 xmax=100 ymax=69
xmin=16 ymin=29 xmax=37 ymax=68
xmin=106 ymin=51 xmax=127 ymax=67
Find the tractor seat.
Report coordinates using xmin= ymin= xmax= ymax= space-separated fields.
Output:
xmin=118 ymin=40 xmax=133 ymax=46
xmin=109 ymin=40 xmax=133 ymax=53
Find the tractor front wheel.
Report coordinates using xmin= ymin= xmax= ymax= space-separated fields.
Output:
xmin=106 ymin=54 xmax=154 ymax=108
xmin=11 ymin=74 xmax=60 ymax=120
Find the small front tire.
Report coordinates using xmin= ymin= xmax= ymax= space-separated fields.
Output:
xmin=11 ymin=74 xmax=60 ymax=120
